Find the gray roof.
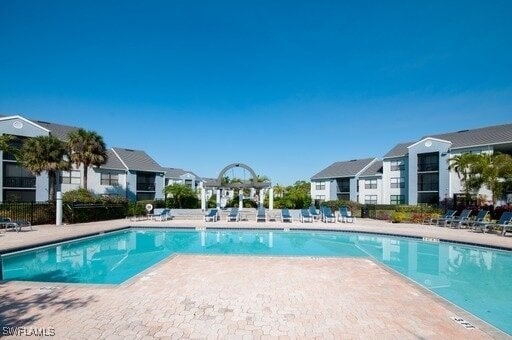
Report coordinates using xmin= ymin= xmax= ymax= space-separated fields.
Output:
xmin=101 ymin=149 xmax=127 ymax=171
xmin=426 ymin=123 xmax=512 ymax=149
xmin=359 ymin=160 xmax=383 ymax=177
xmin=34 ymin=120 xmax=80 ymax=141
xmin=111 ymin=147 xmax=164 ymax=173
xmin=0 ymin=114 xmax=80 ymax=140
xmin=164 ymin=167 xmax=200 ymax=179
xmin=383 ymin=142 xmax=414 ymax=158
xmin=311 ymin=158 xmax=376 ymax=180
xmin=384 ymin=123 xmax=512 ymax=158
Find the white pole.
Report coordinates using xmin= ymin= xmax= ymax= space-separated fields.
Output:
xmin=259 ymin=189 xmax=265 ymax=207
xmin=56 ymin=191 xmax=63 ymax=225
xmin=216 ymin=189 xmax=221 ymax=209
xmin=201 ymin=188 xmax=206 ymax=212
xmin=239 ymin=189 xmax=243 ymax=209
xmin=269 ymin=188 xmax=274 ymax=210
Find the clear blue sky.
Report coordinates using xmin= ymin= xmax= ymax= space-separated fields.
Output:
xmin=1 ymin=1 xmax=511 ymax=185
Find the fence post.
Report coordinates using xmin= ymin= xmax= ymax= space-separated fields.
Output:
xmin=30 ymin=201 xmax=34 ymax=225
xmin=71 ymin=202 xmax=75 ymax=224
xmin=56 ymin=191 xmax=63 ymax=226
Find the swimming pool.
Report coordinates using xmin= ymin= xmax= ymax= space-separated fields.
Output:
xmin=2 ymin=228 xmax=512 ymax=335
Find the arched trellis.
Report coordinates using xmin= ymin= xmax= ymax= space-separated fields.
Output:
xmin=204 ymin=163 xmax=271 ymax=189
xmin=201 ymin=163 xmax=272 ymax=211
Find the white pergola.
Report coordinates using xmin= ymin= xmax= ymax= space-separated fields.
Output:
xmin=202 ymin=163 xmax=273 ymax=210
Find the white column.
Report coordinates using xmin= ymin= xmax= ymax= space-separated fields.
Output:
xmin=56 ymin=191 xmax=63 ymax=226
xmin=239 ymin=189 xmax=243 ymax=209
xmin=216 ymin=189 xmax=221 ymax=209
xmin=201 ymin=188 xmax=206 ymax=211
xmin=259 ymin=189 xmax=265 ymax=207
xmin=269 ymin=188 xmax=274 ymax=210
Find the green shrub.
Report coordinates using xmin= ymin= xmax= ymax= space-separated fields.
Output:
xmin=391 ymin=211 xmax=407 ymax=223
xmin=63 ymin=188 xmax=96 ymax=203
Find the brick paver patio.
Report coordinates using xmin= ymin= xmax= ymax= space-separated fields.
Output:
xmin=0 ymin=255 xmax=497 ymax=339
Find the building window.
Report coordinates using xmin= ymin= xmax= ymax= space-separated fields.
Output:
xmin=3 ymin=189 xmax=36 ymax=202
xmin=101 ymin=173 xmax=119 ymax=186
xmin=137 ymin=173 xmax=156 ymax=191
xmin=3 ymin=163 xmax=36 ymax=188
xmin=185 ymin=179 xmax=193 ymax=188
xmin=417 ymin=173 xmax=439 ymax=191
xmin=418 ymin=152 xmax=439 ymax=172
xmin=390 ymin=177 xmax=405 ymax=189
xmin=364 ymin=179 xmax=377 ymax=189
xmin=337 ymin=193 xmax=350 ymax=201
xmin=336 ymin=178 xmax=350 ymax=192
xmin=315 ymin=182 xmax=326 ymax=190
xmin=390 ymin=160 xmax=405 ymax=171
xmin=315 ymin=195 xmax=325 ymax=200
xmin=418 ymin=192 xmax=439 ymax=204
xmin=136 ymin=192 xmax=155 ymax=201
xmin=364 ymin=195 xmax=377 ymax=204
xmin=61 ymin=170 xmax=81 ymax=185
xmin=390 ymin=195 xmax=405 ymax=205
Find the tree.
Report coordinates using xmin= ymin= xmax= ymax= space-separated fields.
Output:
xmin=164 ymin=183 xmax=198 ymax=208
xmin=20 ymin=135 xmax=70 ymax=201
xmin=67 ymin=128 xmax=108 ymax=190
xmin=449 ymin=153 xmax=481 ymax=203
xmin=465 ymin=153 xmax=512 ymax=205
xmin=269 ymin=180 xmax=311 ymax=209
xmin=0 ymin=134 xmax=14 ymax=153
xmin=273 ymin=184 xmax=285 ymax=198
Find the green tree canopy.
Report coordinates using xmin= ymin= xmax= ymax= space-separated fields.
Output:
xmin=68 ymin=128 xmax=108 ymax=190
xmin=20 ymin=135 xmax=70 ymax=201
xmin=451 ymin=152 xmax=512 ymax=205
xmin=164 ymin=183 xmax=198 ymax=208
xmin=466 ymin=153 xmax=512 ymax=205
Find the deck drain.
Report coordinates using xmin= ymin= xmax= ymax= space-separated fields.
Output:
xmin=451 ymin=316 xmax=476 ymax=329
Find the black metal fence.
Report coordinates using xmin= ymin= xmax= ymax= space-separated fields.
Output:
xmin=0 ymin=202 xmax=129 ymax=225
xmin=0 ymin=202 xmax=55 ymax=225
xmin=64 ymin=202 xmax=128 ymax=224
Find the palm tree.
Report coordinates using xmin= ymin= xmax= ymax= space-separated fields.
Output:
xmin=467 ymin=153 xmax=512 ymax=205
xmin=0 ymin=134 xmax=14 ymax=153
xmin=449 ymin=153 xmax=480 ymax=203
xmin=67 ymin=128 xmax=108 ymax=190
xmin=20 ymin=135 xmax=70 ymax=201
xmin=273 ymin=184 xmax=286 ymax=198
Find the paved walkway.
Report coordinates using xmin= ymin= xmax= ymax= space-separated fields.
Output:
xmin=1 ymin=218 xmax=511 ymax=338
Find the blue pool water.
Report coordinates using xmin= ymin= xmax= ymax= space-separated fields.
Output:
xmin=2 ymin=228 xmax=512 ymax=335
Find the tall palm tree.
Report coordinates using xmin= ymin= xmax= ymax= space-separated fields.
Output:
xmin=20 ymin=135 xmax=70 ymax=201
xmin=67 ymin=128 xmax=108 ymax=190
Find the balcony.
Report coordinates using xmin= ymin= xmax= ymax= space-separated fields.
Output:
xmin=137 ymin=183 xmax=155 ymax=191
xmin=3 ymin=176 xmax=36 ymax=188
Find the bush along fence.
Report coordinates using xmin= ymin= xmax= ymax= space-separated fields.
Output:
xmin=0 ymin=202 xmax=55 ymax=225
xmin=64 ymin=202 xmax=128 ymax=224
xmin=0 ymin=201 xmax=129 ymax=225
xmin=362 ymin=204 xmax=443 ymax=223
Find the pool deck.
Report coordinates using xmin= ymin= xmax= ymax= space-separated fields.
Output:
xmin=1 ymin=218 xmax=511 ymax=339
